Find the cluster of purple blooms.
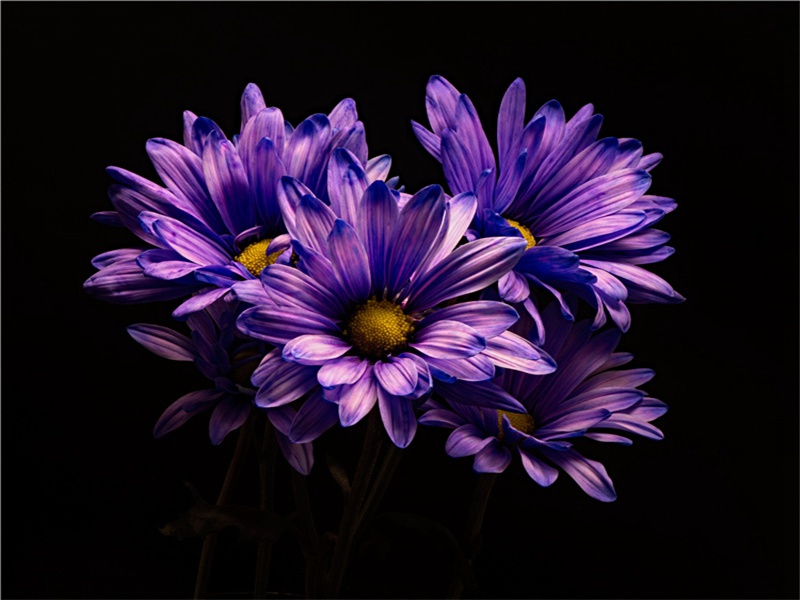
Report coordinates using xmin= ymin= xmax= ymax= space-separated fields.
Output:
xmin=85 ymin=76 xmax=682 ymax=502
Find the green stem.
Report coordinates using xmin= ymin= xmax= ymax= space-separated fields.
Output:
xmin=446 ymin=472 xmax=497 ymax=599
xmin=254 ymin=418 xmax=277 ymax=600
xmin=194 ymin=417 xmax=254 ymax=599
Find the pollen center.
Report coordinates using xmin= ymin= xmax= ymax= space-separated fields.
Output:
xmin=497 ymin=410 xmax=536 ymax=440
xmin=234 ymin=239 xmax=283 ymax=277
xmin=344 ymin=297 xmax=414 ymax=358
xmin=505 ymin=218 xmax=537 ymax=249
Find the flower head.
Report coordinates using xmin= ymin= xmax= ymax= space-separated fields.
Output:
xmin=85 ymin=83 xmax=395 ymax=319
xmin=128 ymin=299 xmax=314 ymax=474
xmin=420 ymin=302 xmax=667 ymax=501
xmin=236 ymin=182 xmax=556 ymax=448
xmin=413 ymin=75 xmax=683 ymax=342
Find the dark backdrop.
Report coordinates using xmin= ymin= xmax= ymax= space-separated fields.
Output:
xmin=2 ymin=2 xmax=798 ymax=599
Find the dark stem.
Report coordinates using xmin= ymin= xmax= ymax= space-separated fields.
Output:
xmin=194 ymin=417 xmax=254 ymax=600
xmin=324 ymin=410 xmax=386 ymax=598
xmin=291 ymin=469 xmax=321 ymax=598
xmin=254 ymin=418 xmax=277 ymax=600
xmin=446 ymin=472 xmax=498 ymax=599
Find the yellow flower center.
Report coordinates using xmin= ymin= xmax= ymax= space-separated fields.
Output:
xmin=234 ymin=239 xmax=283 ymax=277
xmin=343 ymin=297 xmax=414 ymax=358
xmin=505 ymin=218 xmax=537 ymax=249
xmin=497 ymin=410 xmax=536 ymax=440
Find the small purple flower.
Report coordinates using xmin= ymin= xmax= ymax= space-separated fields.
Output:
xmin=128 ymin=299 xmax=314 ymax=474
xmin=420 ymin=302 xmax=667 ymax=501
xmin=85 ymin=83 xmax=395 ymax=319
xmin=235 ymin=182 xmax=556 ymax=449
xmin=413 ymin=75 xmax=684 ymax=342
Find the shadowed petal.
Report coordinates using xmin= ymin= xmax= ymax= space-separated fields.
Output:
xmin=337 ymin=367 xmax=377 ymax=427
xmin=289 ymin=389 xmax=340 ymax=443
xmin=378 ymin=387 xmax=417 ymax=448
xmin=410 ymin=320 xmax=485 ymax=359
xmin=127 ymin=324 xmax=195 ymax=361
xmin=209 ymin=395 xmax=251 ymax=445
xmin=283 ymin=334 xmax=352 ymax=366
xmin=153 ymin=389 xmax=224 ymax=438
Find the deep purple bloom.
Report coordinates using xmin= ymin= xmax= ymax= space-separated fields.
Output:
xmin=85 ymin=83 xmax=395 ymax=319
xmin=420 ymin=303 xmax=667 ymax=501
xmin=413 ymin=75 xmax=684 ymax=342
xmin=128 ymin=300 xmax=313 ymax=474
xmin=235 ymin=182 xmax=556 ymax=448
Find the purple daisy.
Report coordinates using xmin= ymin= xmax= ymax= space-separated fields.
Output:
xmin=235 ymin=182 xmax=557 ymax=448
xmin=413 ymin=75 xmax=684 ymax=342
xmin=420 ymin=302 xmax=667 ymax=501
xmin=128 ymin=299 xmax=314 ymax=474
xmin=84 ymin=82 xmax=395 ymax=319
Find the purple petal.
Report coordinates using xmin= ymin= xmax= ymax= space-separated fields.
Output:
xmin=408 ymin=237 xmax=527 ymax=311
xmin=327 ymin=148 xmax=368 ymax=225
xmin=240 ymin=83 xmax=267 ymax=130
xmin=411 ymin=121 xmax=441 ymax=162
xmin=209 ymin=395 xmax=251 ymax=445
xmin=425 ymin=354 xmax=495 ymax=382
xmin=365 ymin=154 xmax=393 ymax=183
xmin=295 ymin=193 xmax=338 ymax=254
xmin=282 ymin=334 xmax=352 ymax=366
xmin=236 ymin=304 xmax=339 ymax=345
xmin=410 ymin=320 xmax=485 ymax=359
xmin=425 ymin=192 xmax=478 ymax=268
xmin=445 ymin=424 xmax=494 ymax=457
xmin=418 ymin=407 xmax=466 ymax=428
xmin=518 ymin=448 xmax=559 ymax=486
xmin=473 ymin=441 xmax=512 ymax=473
xmin=91 ymin=248 xmax=142 ymax=269
xmin=357 ymin=181 xmax=399 ymax=292
xmin=254 ymin=361 xmax=320 ymax=409
xmin=146 ymin=138 xmax=223 ymax=232
xmin=483 ymin=331 xmax=557 ymax=375
xmin=276 ymin=176 xmax=315 ymax=239
xmin=498 ymin=270 xmax=530 ymax=303
xmin=425 ymin=75 xmax=461 ymax=134
xmin=248 ymin=136 xmax=286 ymax=232
xmin=435 ymin=379 xmax=525 ymax=412
xmin=202 ymin=131 xmax=256 ymax=235
xmin=386 ymin=185 xmax=446 ymax=293
xmin=84 ymin=259 xmax=199 ymax=304
xmin=149 ymin=213 xmax=231 ymax=266
xmin=377 ymin=387 xmax=417 ymax=448
xmin=172 ymin=288 xmax=230 ymax=320
xmin=497 ymin=78 xmax=526 ymax=169
xmin=276 ymin=433 xmax=314 ymax=475
xmin=327 ymin=219 xmax=371 ymax=302
xmin=542 ymin=448 xmax=617 ymax=502
xmin=289 ymin=389 xmax=340 ymax=443
xmin=153 ymin=389 xmax=223 ymax=438
xmin=337 ymin=367 xmax=378 ymax=427
xmin=260 ymin=263 xmax=343 ymax=318
xmin=143 ymin=260 xmax=202 ymax=280
xmin=374 ymin=355 xmax=418 ymax=396
xmin=127 ymin=324 xmax=195 ymax=361
xmin=421 ymin=301 xmax=518 ymax=338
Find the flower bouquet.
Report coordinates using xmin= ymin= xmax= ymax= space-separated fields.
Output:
xmin=84 ymin=75 xmax=682 ymax=598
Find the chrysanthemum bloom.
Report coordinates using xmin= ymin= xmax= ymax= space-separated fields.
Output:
xmin=419 ymin=303 xmax=667 ymax=501
xmin=128 ymin=300 xmax=313 ymax=474
xmin=84 ymin=83 xmax=395 ymax=318
xmin=413 ymin=75 xmax=684 ymax=342
xmin=235 ymin=182 xmax=557 ymax=448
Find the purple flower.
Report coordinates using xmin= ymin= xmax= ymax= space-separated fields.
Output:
xmin=413 ymin=75 xmax=684 ymax=342
xmin=235 ymin=182 xmax=556 ymax=448
xmin=85 ymin=83 xmax=395 ymax=319
xmin=128 ymin=299 xmax=314 ymax=474
xmin=420 ymin=302 xmax=667 ymax=501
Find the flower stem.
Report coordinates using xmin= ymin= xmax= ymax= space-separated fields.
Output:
xmin=324 ymin=410 xmax=386 ymax=598
xmin=194 ymin=416 xmax=254 ymax=600
xmin=291 ymin=468 xmax=321 ymax=598
xmin=446 ymin=472 xmax=497 ymax=599
xmin=254 ymin=418 xmax=277 ymax=600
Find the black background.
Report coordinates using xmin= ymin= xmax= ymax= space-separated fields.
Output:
xmin=2 ymin=2 xmax=798 ymax=599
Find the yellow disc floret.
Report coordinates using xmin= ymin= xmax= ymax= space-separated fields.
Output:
xmin=497 ymin=409 xmax=536 ymax=440
xmin=234 ymin=239 xmax=283 ymax=277
xmin=344 ymin=297 xmax=414 ymax=358
xmin=505 ymin=218 xmax=537 ymax=249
